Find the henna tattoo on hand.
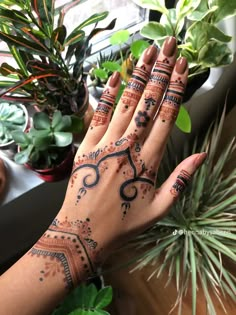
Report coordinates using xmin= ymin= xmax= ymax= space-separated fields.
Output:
xmin=170 ymin=169 xmax=191 ymax=197
xmin=28 ymin=217 xmax=98 ymax=290
xmin=70 ymin=133 xmax=155 ymax=218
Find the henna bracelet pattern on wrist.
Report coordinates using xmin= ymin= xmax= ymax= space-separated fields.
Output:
xmin=28 ymin=217 xmax=97 ymax=290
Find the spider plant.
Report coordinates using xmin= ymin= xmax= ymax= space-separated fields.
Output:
xmin=0 ymin=0 xmax=116 ymax=116
xmin=130 ymin=107 xmax=236 ymax=315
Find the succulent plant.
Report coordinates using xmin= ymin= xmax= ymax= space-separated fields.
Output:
xmin=0 ymin=102 xmax=27 ymax=145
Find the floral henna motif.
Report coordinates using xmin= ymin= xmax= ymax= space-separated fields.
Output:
xmin=90 ymin=89 xmax=115 ymax=129
xmin=170 ymin=169 xmax=191 ymax=197
xmin=135 ymin=110 xmax=150 ymax=128
xmin=28 ymin=217 xmax=97 ymax=290
xmin=70 ymin=133 xmax=155 ymax=218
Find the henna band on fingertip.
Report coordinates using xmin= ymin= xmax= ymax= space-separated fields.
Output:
xmin=170 ymin=169 xmax=191 ymax=197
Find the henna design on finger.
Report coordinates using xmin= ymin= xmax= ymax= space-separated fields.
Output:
xmin=170 ymin=169 xmax=191 ymax=198
xmin=159 ymin=77 xmax=185 ymax=123
xmin=28 ymin=217 xmax=98 ymax=290
xmin=90 ymin=89 xmax=115 ymax=128
xmin=120 ymin=66 xmax=150 ymax=112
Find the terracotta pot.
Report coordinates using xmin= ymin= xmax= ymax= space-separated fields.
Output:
xmin=24 ymin=145 xmax=76 ymax=182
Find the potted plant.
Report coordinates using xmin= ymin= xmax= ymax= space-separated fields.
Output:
xmin=11 ymin=111 xmax=78 ymax=182
xmin=87 ymin=29 xmax=150 ymax=100
xmin=0 ymin=0 xmax=116 ymax=130
xmin=132 ymin=0 xmax=236 ymax=102
xmin=0 ymin=101 xmax=28 ymax=149
xmin=129 ymin=108 xmax=236 ymax=315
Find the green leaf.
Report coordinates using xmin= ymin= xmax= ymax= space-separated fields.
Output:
xmin=30 ymin=0 xmax=53 ymax=33
xmin=188 ymin=0 xmax=218 ymax=21
xmin=130 ymin=40 xmax=150 ymax=59
xmin=102 ymin=61 xmax=121 ymax=72
xmin=33 ymin=112 xmax=51 ymax=130
xmin=0 ymin=31 xmax=49 ymax=56
xmin=0 ymin=8 xmax=30 ymax=26
xmin=211 ymin=0 xmax=236 ymax=23
xmin=110 ymin=30 xmax=129 ymax=46
xmin=93 ymin=68 xmax=108 ymax=80
xmin=94 ymin=286 xmax=113 ymax=309
xmin=140 ymin=22 xmax=167 ymax=41
xmin=11 ymin=130 xmax=29 ymax=145
xmin=189 ymin=235 xmax=197 ymax=315
xmin=88 ymin=18 xmax=116 ymax=42
xmin=176 ymin=0 xmax=201 ymax=19
xmin=185 ymin=21 xmax=232 ymax=52
xmin=33 ymin=134 xmax=52 ymax=150
xmin=198 ymin=41 xmax=233 ymax=67
xmin=14 ymin=145 xmax=33 ymax=164
xmin=54 ymin=132 xmax=72 ymax=147
xmin=76 ymin=12 xmax=109 ymax=31
xmin=159 ymin=9 xmax=181 ymax=37
xmin=132 ymin=0 xmax=168 ymax=14
xmin=175 ymin=105 xmax=192 ymax=133
xmin=64 ymin=29 xmax=85 ymax=46
xmin=51 ymin=26 xmax=67 ymax=46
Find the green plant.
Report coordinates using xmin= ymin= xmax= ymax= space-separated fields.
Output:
xmin=133 ymin=0 xmax=236 ymax=78
xmin=0 ymin=102 xmax=27 ymax=145
xmin=51 ymin=283 xmax=113 ymax=315
xmin=130 ymin=108 xmax=236 ymax=315
xmin=12 ymin=111 xmax=79 ymax=169
xmin=0 ymin=0 xmax=116 ymax=115
xmin=88 ymin=30 xmax=150 ymax=85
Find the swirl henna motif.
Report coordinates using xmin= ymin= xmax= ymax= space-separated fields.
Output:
xmin=70 ymin=135 xmax=155 ymax=218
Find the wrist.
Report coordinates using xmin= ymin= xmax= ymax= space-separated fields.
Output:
xmin=28 ymin=215 xmax=97 ymax=290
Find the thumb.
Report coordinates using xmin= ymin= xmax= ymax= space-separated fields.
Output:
xmin=149 ymin=152 xmax=207 ymax=221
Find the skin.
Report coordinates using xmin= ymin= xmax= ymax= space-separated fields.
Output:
xmin=0 ymin=37 xmax=206 ymax=315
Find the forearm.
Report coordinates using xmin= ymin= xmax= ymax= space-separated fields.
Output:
xmin=0 ymin=211 xmax=95 ymax=315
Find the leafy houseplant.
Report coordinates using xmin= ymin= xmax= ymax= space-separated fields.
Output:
xmin=0 ymin=102 xmax=28 ymax=147
xmin=133 ymin=0 xmax=236 ymax=101
xmin=12 ymin=111 xmax=78 ymax=182
xmin=51 ymin=283 xmax=113 ymax=315
xmin=87 ymin=30 xmax=150 ymax=97
xmin=0 ymin=0 xmax=115 ymax=119
xmin=130 ymin=109 xmax=236 ymax=315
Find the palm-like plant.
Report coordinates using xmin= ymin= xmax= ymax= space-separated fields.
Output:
xmin=130 ymin=107 xmax=236 ymax=315
xmin=0 ymin=0 xmax=115 ymax=115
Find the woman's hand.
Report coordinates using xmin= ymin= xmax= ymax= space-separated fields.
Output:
xmin=0 ymin=37 xmax=207 ymax=315
xmin=41 ymin=36 xmax=206 ymax=284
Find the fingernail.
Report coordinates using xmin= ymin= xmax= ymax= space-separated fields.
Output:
xmin=109 ymin=71 xmax=120 ymax=88
xmin=143 ymin=45 xmax=158 ymax=65
xmin=175 ymin=57 xmax=188 ymax=74
xmin=163 ymin=36 xmax=177 ymax=57
xmin=194 ymin=152 xmax=207 ymax=168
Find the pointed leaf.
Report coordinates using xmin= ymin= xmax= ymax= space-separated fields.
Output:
xmin=175 ymin=105 xmax=192 ymax=133
xmin=94 ymin=286 xmax=113 ymax=309
xmin=88 ymin=19 xmax=116 ymax=41
xmin=75 ymin=11 xmax=109 ymax=31
xmin=31 ymin=0 xmax=53 ymax=29
xmin=64 ymin=30 xmax=85 ymax=47
xmin=0 ymin=31 xmax=49 ymax=56
xmin=51 ymin=25 xmax=67 ymax=45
